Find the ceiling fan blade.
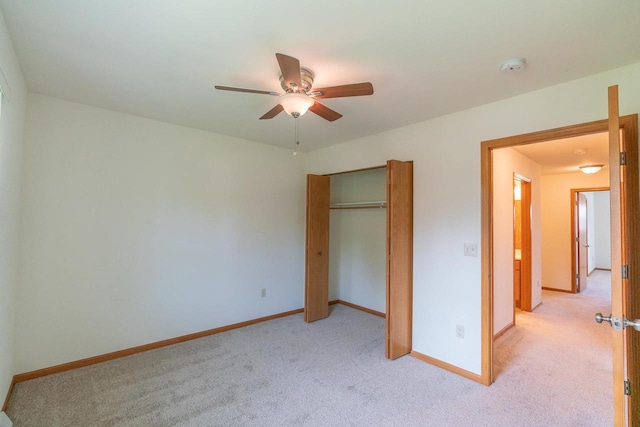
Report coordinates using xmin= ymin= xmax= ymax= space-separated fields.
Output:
xmin=309 ymin=101 xmax=343 ymax=122
xmin=312 ymin=82 xmax=374 ymax=99
xmin=276 ymin=53 xmax=302 ymax=90
xmin=215 ymin=85 xmax=279 ymax=96
xmin=259 ymin=104 xmax=284 ymax=120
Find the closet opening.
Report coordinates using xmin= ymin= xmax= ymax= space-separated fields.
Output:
xmin=305 ymin=160 xmax=413 ymax=359
xmin=329 ymin=166 xmax=387 ymax=317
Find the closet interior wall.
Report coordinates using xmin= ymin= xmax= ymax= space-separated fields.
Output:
xmin=329 ymin=168 xmax=387 ymax=313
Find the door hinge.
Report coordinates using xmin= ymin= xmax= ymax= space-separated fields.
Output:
xmin=622 ymin=264 xmax=629 ymax=280
xmin=624 ymin=380 xmax=631 ymax=396
xmin=620 ymin=151 xmax=627 ymax=166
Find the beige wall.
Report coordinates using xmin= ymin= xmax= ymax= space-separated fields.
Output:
xmin=16 ymin=94 xmax=307 ymax=373
xmin=306 ymin=61 xmax=640 ymax=375
xmin=492 ymin=148 xmax=542 ymax=334
xmin=593 ymin=191 xmax=611 ymax=270
xmin=329 ymin=168 xmax=387 ymax=312
xmin=0 ymin=7 xmax=27 ymax=403
xmin=541 ymin=172 xmax=609 ymax=291
xmin=585 ymin=192 xmax=596 ymax=272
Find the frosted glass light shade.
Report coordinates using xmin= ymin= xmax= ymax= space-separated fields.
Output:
xmin=579 ymin=165 xmax=603 ymax=174
xmin=279 ymin=92 xmax=314 ymax=116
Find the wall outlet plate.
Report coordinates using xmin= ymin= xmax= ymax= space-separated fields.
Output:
xmin=456 ymin=324 xmax=465 ymax=339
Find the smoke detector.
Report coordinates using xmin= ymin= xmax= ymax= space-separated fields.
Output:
xmin=501 ymin=58 xmax=527 ymax=73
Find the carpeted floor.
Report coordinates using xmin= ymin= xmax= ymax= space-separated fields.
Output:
xmin=6 ymin=272 xmax=612 ymax=426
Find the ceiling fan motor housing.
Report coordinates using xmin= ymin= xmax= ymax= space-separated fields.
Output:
xmin=280 ymin=67 xmax=315 ymax=93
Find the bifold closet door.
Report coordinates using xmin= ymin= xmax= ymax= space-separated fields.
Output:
xmin=386 ymin=160 xmax=413 ymax=359
xmin=305 ymin=174 xmax=330 ymax=322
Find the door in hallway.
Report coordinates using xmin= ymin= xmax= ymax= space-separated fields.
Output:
xmin=577 ymin=193 xmax=588 ymax=292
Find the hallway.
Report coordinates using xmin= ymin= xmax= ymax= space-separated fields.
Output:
xmin=494 ymin=270 xmax=612 ymax=423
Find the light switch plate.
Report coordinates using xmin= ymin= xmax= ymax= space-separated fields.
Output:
xmin=464 ymin=243 xmax=478 ymax=257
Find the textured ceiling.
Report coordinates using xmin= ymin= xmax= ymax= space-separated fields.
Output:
xmin=1 ymin=0 xmax=639 ymax=152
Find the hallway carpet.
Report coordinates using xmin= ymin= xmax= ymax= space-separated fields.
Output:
xmin=7 ymin=273 xmax=612 ymax=426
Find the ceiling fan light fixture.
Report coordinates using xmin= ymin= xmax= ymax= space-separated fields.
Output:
xmin=279 ymin=92 xmax=314 ymax=117
xmin=579 ymin=164 xmax=603 ymax=174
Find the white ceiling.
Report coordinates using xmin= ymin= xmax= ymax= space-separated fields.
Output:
xmin=512 ymin=132 xmax=609 ymax=176
xmin=1 ymin=1 xmax=639 ymax=152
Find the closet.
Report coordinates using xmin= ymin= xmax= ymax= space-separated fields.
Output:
xmin=305 ymin=160 xmax=413 ymax=359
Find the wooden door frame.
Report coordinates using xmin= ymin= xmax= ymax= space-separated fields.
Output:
xmin=511 ymin=174 xmax=532 ymax=316
xmin=570 ymin=187 xmax=610 ymax=293
xmin=513 ymin=176 xmax=521 ymax=311
xmin=305 ymin=160 xmax=413 ymax=359
xmin=517 ymin=177 xmax=533 ymax=312
xmin=480 ymin=114 xmax=638 ymax=387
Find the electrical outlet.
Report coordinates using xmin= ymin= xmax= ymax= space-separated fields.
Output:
xmin=456 ymin=324 xmax=465 ymax=339
xmin=261 ymin=288 xmax=266 ymax=298
xmin=463 ymin=243 xmax=478 ymax=257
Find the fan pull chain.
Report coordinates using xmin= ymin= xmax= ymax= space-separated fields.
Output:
xmin=293 ymin=116 xmax=300 ymax=156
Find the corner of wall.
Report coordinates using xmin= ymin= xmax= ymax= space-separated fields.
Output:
xmin=0 ymin=5 xmax=28 ymax=414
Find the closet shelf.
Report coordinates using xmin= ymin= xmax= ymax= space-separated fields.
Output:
xmin=330 ymin=201 xmax=387 ymax=210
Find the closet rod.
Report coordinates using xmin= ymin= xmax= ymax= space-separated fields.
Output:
xmin=330 ymin=201 xmax=387 ymax=210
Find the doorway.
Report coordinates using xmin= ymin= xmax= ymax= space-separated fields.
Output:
xmin=571 ymin=188 xmax=610 ymax=294
xmin=513 ymin=175 xmax=531 ymax=312
xmin=304 ymin=160 xmax=413 ymax=360
xmin=480 ymin=111 xmax=639 ymax=423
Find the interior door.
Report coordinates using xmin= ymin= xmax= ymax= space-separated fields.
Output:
xmin=520 ymin=180 xmax=532 ymax=311
xmin=386 ymin=160 xmax=413 ymax=359
xmin=577 ymin=193 xmax=588 ymax=293
xmin=304 ymin=174 xmax=330 ymax=323
xmin=607 ymin=86 xmax=639 ymax=426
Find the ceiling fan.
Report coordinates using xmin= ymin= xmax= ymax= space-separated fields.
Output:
xmin=215 ymin=53 xmax=374 ymax=122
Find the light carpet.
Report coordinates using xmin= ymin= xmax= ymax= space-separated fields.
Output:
xmin=7 ymin=272 xmax=612 ymax=426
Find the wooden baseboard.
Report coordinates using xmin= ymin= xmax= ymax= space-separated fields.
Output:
xmin=1 ymin=377 xmax=15 ymax=412
xmin=12 ymin=307 xmax=304 ymax=384
xmin=542 ymin=286 xmax=573 ymax=293
xmin=493 ymin=322 xmax=514 ymax=340
xmin=333 ymin=300 xmax=385 ymax=318
xmin=411 ymin=350 xmax=484 ymax=384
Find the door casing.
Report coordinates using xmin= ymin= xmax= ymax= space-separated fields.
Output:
xmin=517 ymin=178 xmax=532 ymax=311
xmin=577 ymin=193 xmax=589 ymax=293
xmin=480 ymin=111 xmax=638 ymax=427
xmin=304 ymin=160 xmax=413 ymax=360
xmin=570 ymin=188 xmax=609 ymax=294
